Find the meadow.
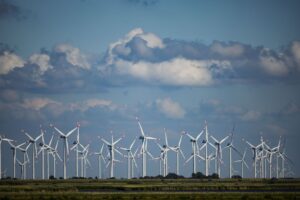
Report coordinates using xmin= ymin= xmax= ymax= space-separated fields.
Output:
xmin=0 ymin=178 xmax=299 ymax=199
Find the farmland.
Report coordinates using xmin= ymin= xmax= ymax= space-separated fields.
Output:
xmin=0 ymin=178 xmax=299 ymax=199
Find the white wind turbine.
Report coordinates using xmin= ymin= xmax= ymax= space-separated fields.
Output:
xmin=234 ymin=148 xmax=249 ymax=178
xmin=94 ymin=144 xmax=106 ymax=179
xmin=71 ymin=122 xmax=81 ymax=177
xmin=38 ymin=134 xmax=54 ymax=179
xmin=8 ymin=141 xmax=26 ymax=178
xmin=244 ymin=139 xmax=262 ymax=178
xmin=156 ymin=129 xmax=172 ymax=177
xmin=120 ymin=139 xmax=137 ymax=179
xmin=136 ymin=117 xmax=157 ymax=177
xmin=0 ymin=135 xmax=13 ymax=179
xmin=16 ymin=158 xmax=28 ymax=179
xmin=185 ymin=130 xmax=204 ymax=174
xmin=224 ymin=126 xmax=242 ymax=178
xmin=49 ymin=138 xmax=62 ymax=178
xmin=210 ymin=135 xmax=229 ymax=177
xmin=264 ymin=137 xmax=281 ymax=178
xmin=52 ymin=124 xmax=78 ymax=179
xmin=22 ymin=130 xmax=43 ymax=179
xmin=101 ymin=133 xmax=123 ymax=178
xmin=170 ymin=133 xmax=185 ymax=175
xmin=199 ymin=121 xmax=210 ymax=176
xmin=19 ymin=143 xmax=31 ymax=179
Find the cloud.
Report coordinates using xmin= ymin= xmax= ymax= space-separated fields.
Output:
xmin=0 ymin=0 xmax=27 ymax=20
xmin=55 ymin=44 xmax=90 ymax=69
xmin=210 ymin=41 xmax=244 ymax=57
xmin=22 ymin=97 xmax=60 ymax=111
xmin=0 ymin=89 xmax=19 ymax=102
xmin=259 ymin=54 xmax=289 ymax=76
xmin=240 ymin=110 xmax=261 ymax=121
xmin=29 ymin=53 xmax=53 ymax=75
xmin=155 ymin=98 xmax=185 ymax=119
xmin=0 ymin=51 xmax=25 ymax=74
xmin=114 ymin=57 xmax=218 ymax=86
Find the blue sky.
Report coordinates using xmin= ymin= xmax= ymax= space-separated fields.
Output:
xmin=0 ymin=0 xmax=300 ymax=178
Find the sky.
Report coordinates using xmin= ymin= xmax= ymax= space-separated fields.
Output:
xmin=0 ymin=0 xmax=300 ymax=179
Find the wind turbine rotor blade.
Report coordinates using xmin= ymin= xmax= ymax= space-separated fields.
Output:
xmin=232 ymin=146 xmax=242 ymax=157
xmin=66 ymin=127 xmax=78 ymax=137
xmin=137 ymin=118 xmax=146 ymax=137
xmin=101 ymin=138 xmax=111 ymax=146
xmin=130 ymin=139 xmax=136 ymax=150
xmin=24 ymin=132 xmax=34 ymax=141
xmin=178 ymin=135 xmax=183 ymax=147
xmin=210 ymin=136 xmax=219 ymax=144
xmin=113 ymin=137 xmax=122 ymax=146
xmin=180 ymin=149 xmax=185 ymax=159
xmin=146 ymin=151 xmax=154 ymax=159
xmin=145 ymin=136 xmax=156 ymax=140
xmin=53 ymin=127 xmax=66 ymax=137
xmin=244 ymin=161 xmax=249 ymax=169
xmin=164 ymin=128 xmax=169 ymax=147
xmin=220 ymin=136 xmax=229 ymax=144
xmin=185 ymin=155 xmax=193 ymax=164
xmin=115 ymin=148 xmax=123 ymax=156
xmin=196 ymin=130 xmax=204 ymax=141
xmin=186 ymin=133 xmax=195 ymax=141
xmin=56 ymin=152 xmax=62 ymax=162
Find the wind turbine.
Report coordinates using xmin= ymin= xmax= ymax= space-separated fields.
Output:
xmin=234 ymin=148 xmax=249 ymax=178
xmin=224 ymin=126 xmax=242 ymax=178
xmin=170 ymin=133 xmax=185 ymax=175
xmin=22 ymin=130 xmax=43 ymax=179
xmin=19 ymin=143 xmax=31 ymax=179
xmin=94 ymin=143 xmax=106 ymax=179
xmin=185 ymin=130 xmax=204 ymax=174
xmin=71 ymin=122 xmax=81 ymax=177
xmin=244 ymin=139 xmax=262 ymax=178
xmin=101 ymin=133 xmax=123 ymax=178
xmin=0 ymin=135 xmax=13 ymax=179
xmin=16 ymin=158 xmax=28 ymax=179
xmin=120 ymin=139 xmax=137 ymax=179
xmin=8 ymin=141 xmax=26 ymax=178
xmin=38 ymin=134 xmax=54 ymax=179
xmin=264 ymin=137 xmax=281 ymax=178
xmin=49 ymin=138 xmax=62 ymax=178
xmin=136 ymin=117 xmax=157 ymax=177
xmin=52 ymin=124 xmax=78 ymax=179
xmin=210 ymin=135 xmax=229 ymax=177
xmin=156 ymin=129 xmax=172 ymax=177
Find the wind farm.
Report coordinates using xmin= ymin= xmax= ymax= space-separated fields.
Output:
xmin=1 ymin=0 xmax=300 ymax=199
xmin=0 ymin=119 xmax=295 ymax=180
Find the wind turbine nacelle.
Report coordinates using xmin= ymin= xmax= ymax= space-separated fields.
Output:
xmin=214 ymin=142 xmax=218 ymax=145
xmin=60 ymin=136 xmax=65 ymax=139
xmin=39 ymin=143 xmax=43 ymax=146
xmin=73 ymin=141 xmax=77 ymax=145
xmin=190 ymin=139 xmax=193 ymax=142
xmin=163 ymin=145 xmax=167 ymax=148
xmin=202 ymin=140 xmax=206 ymax=143
xmin=139 ymin=136 xmax=144 ymax=140
xmin=259 ymin=147 xmax=263 ymax=151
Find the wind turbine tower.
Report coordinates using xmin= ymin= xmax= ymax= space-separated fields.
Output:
xmin=52 ymin=124 xmax=78 ymax=179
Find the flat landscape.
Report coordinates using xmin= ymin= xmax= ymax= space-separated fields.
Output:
xmin=0 ymin=178 xmax=299 ymax=200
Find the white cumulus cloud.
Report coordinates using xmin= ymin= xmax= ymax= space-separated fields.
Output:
xmin=29 ymin=53 xmax=53 ymax=74
xmin=155 ymin=98 xmax=185 ymax=119
xmin=114 ymin=57 xmax=221 ymax=86
xmin=210 ymin=42 xmax=244 ymax=57
xmin=0 ymin=51 xmax=25 ymax=75
xmin=55 ymin=44 xmax=90 ymax=69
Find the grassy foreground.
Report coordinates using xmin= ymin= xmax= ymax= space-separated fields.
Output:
xmin=0 ymin=178 xmax=299 ymax=199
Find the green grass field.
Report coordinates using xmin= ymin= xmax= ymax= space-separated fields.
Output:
xmin=0 ymin=178 xmax=299 ymax=199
